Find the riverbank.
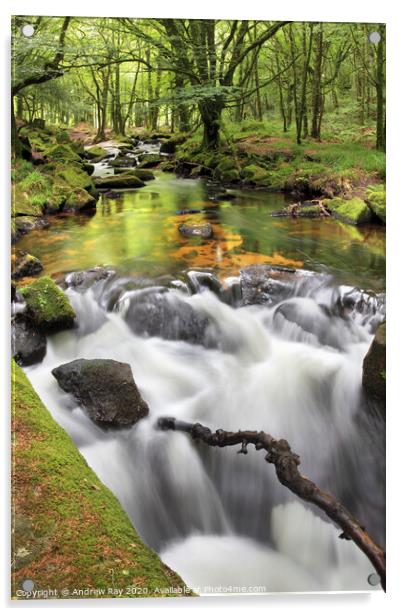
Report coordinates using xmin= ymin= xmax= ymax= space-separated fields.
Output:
xmin=11 ymin=361 xmax=193 ymax=599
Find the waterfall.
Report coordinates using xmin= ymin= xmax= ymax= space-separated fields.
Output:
xmin=24 ymin=269 xmax=385 ymax=593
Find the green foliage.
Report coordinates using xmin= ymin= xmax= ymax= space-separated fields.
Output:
xmin=11 ymin=159 xmax=34 ymax=183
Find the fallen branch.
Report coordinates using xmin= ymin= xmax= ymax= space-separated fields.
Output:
xmin=157 ymin=416 xmax=386 ymax=590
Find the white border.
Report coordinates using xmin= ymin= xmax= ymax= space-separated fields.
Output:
xmin=2 ymin=0 xmax=402 ymax=613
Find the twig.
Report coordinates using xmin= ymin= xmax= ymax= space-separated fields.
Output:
xmin=157 ymin=416 xmax=386 ymax=590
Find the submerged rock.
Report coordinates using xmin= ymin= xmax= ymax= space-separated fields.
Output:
xmin=12 ymin=252 xmax=43 ymax=280
xmin=20 ymin=276 xmax=76 ymax=333
xmin=12 ymin=316 xmax=47 ymax=366
xmin=178 ymin=223 xmax=213 ymax=239
xmin=52 ymin=358 xmax=149 ymax=426
xmin=362 ymin=322 xmax=386 ymax=412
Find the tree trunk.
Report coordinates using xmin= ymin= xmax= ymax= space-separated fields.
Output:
xmin=199 ymin=99 xmax=223 ymax=149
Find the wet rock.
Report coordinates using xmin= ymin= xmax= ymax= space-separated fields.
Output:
xmin=12 ymin=216 xmax=50 ymax=243
xmin=64 ymin=188 xmax=97 ymax=212
xmin=123 ymin=287 xmax=210 ymax=345
xmin=85 ymin=145 xmax=109 ymax=160
xmin=240 ymin=264 xmax=300 ymax=306
xmin=52 ymin=358 xmax=149 ymax=426
xmin=110 ymin=156 xmax=136 ymax=168
xmin=12 ymin=316 xmax=47 ymax=366
xmin=137 ymin=155 xmax=162 ymax=169
xmin=95 ymin=174 xmax=145 ymax=189
xmin=362 ymin=322 xmax=386 ymax=412
xmin=82 ymin=163 xmax=95 ymax=175
xmin=65 ymin=266 xmax=114 ymax=291
xmin=12 ymin=252 xmax=43 ymax=280
xmin=20 ymin=276 xmax=76 ymax=333
xmin=178 ymin=223 xmax=213 ymax=239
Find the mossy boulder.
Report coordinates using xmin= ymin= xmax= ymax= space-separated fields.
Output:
xmin=54 ymin=162 xmax=95 ymax=193
xmin=241 ymin=164 xmax=270 ymax=186
xmin=366 ymin=185 xmax=386 ymax=224
xmin=64 ymin=188 xmax=97 ymax=212
xmin=20 ymin=276 xmax=76 ymax=333
xmin=331 ymin=197 xmax=373 ymax=225
xmin=131 ymin=168 xmax=155 ymax=182
xmin=137 ymin=154 xmax=162 ymax=168
xmin=44 ymin=143 xmax=82 ymax=164
xmin=12 ymin=184 xmax=45 ymax=217
xmin=362 ymin=321 xmax=386 ymax=414
xmin=94 ymin=174 xmax=145 ymax=189
xmin=85 ymin=145 xmax=108 ymax=160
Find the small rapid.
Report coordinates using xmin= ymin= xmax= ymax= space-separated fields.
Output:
xmin=23 ymin=267 xmax=385 ymax=593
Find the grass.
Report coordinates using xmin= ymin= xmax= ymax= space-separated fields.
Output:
xmin=11 ymin=362 xmax=194 ymax=599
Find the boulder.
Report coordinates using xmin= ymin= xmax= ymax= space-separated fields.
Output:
xmin=52 ymin=358 xmax=149 ymax=426
xmin=85 ymin=146 xmax=109 ymax=160
xmin=365 ymin=185 xmax=386 ymax=224
xmin=330 ymin=197 xmax=373 ymax=226
xmin=12 ymin=252 xmax=43 ymax=280
xmin=362 ymin=322 xmax=386 ymax=410
xmin=112 ymin=168 xmax=155 ymax=181
xmin=137 ymin=155 xmax=162 ymax=169
xmin=12 ymin=316 xmax=47 ymax=366
xmin=178 ymin=223 xmax=213 ymax=239
xmin=12 ymin=217 xmax=50 ymax=243
xmin=94 ymin=174 xmax=145 ymax=189
xmin=44 ymin=144 xmax=82 ymax=164
xmin=65 ymin=266 xmax=114 ymax=291
xmin=20 ymin=276 xmax=76 ymax=333
xmin=64 ymin=188 xmax=97 ymax=212
xmin=124 ymin=287 xmax=210 ymax=345
xmin=240 ymin=264 xmax=301 ymax=306
xmin=110 ymin=156 xmax=136 ymax=168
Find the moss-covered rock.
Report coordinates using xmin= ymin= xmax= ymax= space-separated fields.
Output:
xmin=94 ymin=174 xmax=145 ymax=189
xmin=362 ymin=321 xmax=386 ymax=414
xmin=11 ymin=362 xmax=193 ymax=598
xmin=131 ymin=168 xmax=155 ymax=182
xmin=366 ymin=185 xmax=386 ymax=224
xmin=44 ymin=143 xmax=83 ymax=164
xmin=241 ymin=164 xmax=270 ymax=186
xmin=331 ymin=197 xmax=373 ymax=225
xmin=54 ymin=162 xmax=95 ymax=193
xmin=64 ymin=188 xmax=97 ymax=212
xmin=12 ymin=184 xmax=45 ymax=217
xmin=20 ymin=276 xmax=76 ymax=333
xmin=85 ymin=145 xmax=108 ymax=160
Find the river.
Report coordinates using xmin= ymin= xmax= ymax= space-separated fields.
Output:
xmin=18 ymin=149 xmax=385 ymax=594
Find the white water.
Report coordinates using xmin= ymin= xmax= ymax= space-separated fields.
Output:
xmin=23 ymin=274 xmax=385 ymax=594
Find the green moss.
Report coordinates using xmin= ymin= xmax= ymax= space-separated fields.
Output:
xmin=20 ymin=276 xmax=76 ymax=332
xmin=11 ymin=159 xmax=34 ymax=183
xmin=365 ymin=185 xmax=386 ymax=223
xmin=241 ymin=164 xmax=270 ymax=184
xmin=54 ymin=163 xmax=94 ymax=193
xmin=45 ymin=144 xmax=82 ymax=164
xmin=12 ymin=184 xmax=45 ymax=217
xmin=12 ymin=362 xmax=193 ymax=599
xmin=86 ymin=146 xmax=108 ymax=159
xmin=331 ymin=197 xmax=373 ymax=225
xmin=65 ymin=188 xmax=97 ymax=211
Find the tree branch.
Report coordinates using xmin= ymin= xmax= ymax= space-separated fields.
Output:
xmin=157 ymin=416 xmax=386 ymax=591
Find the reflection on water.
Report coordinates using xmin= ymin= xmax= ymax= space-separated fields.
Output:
xmin=16 ymin=172 xmax=385 ymax=290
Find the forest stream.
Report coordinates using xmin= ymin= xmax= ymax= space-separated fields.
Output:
xmin=18 ymin=142 xmax=385 ymax=594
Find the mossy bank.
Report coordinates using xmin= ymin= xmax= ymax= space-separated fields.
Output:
xmin=11 ymin=362 xmax=194 ymax=599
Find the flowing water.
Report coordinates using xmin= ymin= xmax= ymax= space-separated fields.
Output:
xmin=18 ymin=145 xmax=386 ymax=594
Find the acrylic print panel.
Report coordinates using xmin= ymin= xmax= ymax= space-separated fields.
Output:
xmin=11 ymin=15 xmax=386 ymax=599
